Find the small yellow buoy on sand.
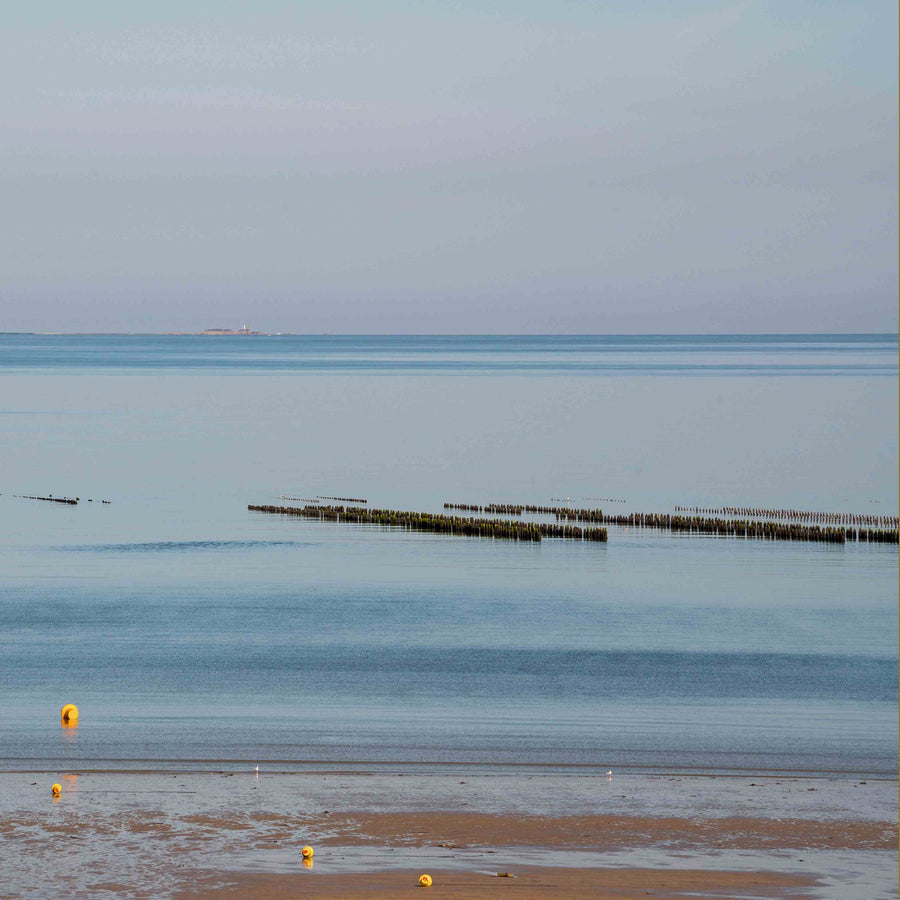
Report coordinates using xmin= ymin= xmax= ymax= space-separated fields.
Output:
xmin=301 ymin=845 xmax=314 ymax=859
xmin=51 ymin=783 xmax=62 ymax=797
xmin=419 ymin=874 xmax=433 ymax=887
xmin=60 ymin=704 xmax=79 ymax=723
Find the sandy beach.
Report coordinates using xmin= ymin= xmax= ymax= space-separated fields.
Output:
xmin=1 ymin=770 xmax=895 ymax=899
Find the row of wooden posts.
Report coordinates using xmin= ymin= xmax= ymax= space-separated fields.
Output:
xmin=446 ymin=502 xmax=606 ymax=521
xmin=444 ymin=502 xmax=525 ymax=515
xmin=443 ymin=500 xmax=898 ymax=545
xmin=675 ymin=505 xmax=898 ymax=528
xmin=249 ymin=504 xmax=607 ymax=543
xmin=562 ymin=511 xmax=897 ymax=544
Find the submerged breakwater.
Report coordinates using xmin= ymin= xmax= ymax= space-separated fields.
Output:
xmin=249 ymin=504 xmax=608 ymax=543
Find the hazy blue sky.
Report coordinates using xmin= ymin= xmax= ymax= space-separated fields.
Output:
xmin=1 ymin=1 xmax=896 ymax=333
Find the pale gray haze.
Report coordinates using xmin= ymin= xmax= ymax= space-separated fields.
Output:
xmin=1 ymin=1 xmax=897 ymax=333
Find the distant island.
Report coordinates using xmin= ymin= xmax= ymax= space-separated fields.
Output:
xmin=200 ymin=326 xmax=268 ymax=335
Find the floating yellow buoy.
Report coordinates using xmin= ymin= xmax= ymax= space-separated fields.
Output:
xmin=51 ymin=783 xmax=62 ymax=796
xmin=301 ymin=845 xmax=314 ymax=859
xmin=60 ymin=704 xmax=79 ymax=723
xmin=419 ymin=874 xmax=433 ymax=887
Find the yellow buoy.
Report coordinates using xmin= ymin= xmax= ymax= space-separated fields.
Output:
xmin=419 ymin=874 xmax=433 ymax=887
xmin=51 ymin=783 xmax=62 ymax=796
xmin=60 ymin=704 xmax=79 ymax=723
xmin=301 ymin=845 xmax=314 ymax=859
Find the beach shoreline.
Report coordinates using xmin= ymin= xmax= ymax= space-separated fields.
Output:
xmin=1 ymin=771 xmax=895 ymax=898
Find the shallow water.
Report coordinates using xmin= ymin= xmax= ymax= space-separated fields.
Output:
xmin=1 ymin=771 xmax=895 ymax=900
xmin=4 ymin=771 xmax=895 ymax=823
xmin=0 ymin=334 xmax=896 ymax=776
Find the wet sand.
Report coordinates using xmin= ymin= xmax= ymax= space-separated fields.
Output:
xmin=175 ymin=865 xmax=819 ymax=900
xmin=1 ymin=771 xmax=896 ymax=899
xmin=171 ymin=809 xmax=892 ymax=899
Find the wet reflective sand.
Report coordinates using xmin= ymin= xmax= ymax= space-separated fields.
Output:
xmin=2 ymin=770 xmax=895 ymax=899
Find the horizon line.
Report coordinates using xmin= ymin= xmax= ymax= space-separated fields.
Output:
xmin=4 ymin=331 xmax=899 ymax=339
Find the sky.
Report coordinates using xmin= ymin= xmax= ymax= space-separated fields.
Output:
xmin=1 ymin=1 xmax=897 ymax=334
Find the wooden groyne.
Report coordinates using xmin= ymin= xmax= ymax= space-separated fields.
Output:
xmin=596 ymin=513 xmax=849 ymax=543
xmin=282 ymin=495 xmax=368 ymax=504
xmin=559 ymin=511 xmax=897 ymax=545
xmin=254 ymin=499 xmax=897 ymax=546
xmin=485 ymin=503 xmax=524 ymax=515
xmin=449 ymin=500 xmax=898 ymax=545
xmin=249 ymin=504 xmax=607 ymax=543
xmin=444 ymin=502 xmax=525 ymax=515
xmin=444 ymin=502 xmax=606 ymax=519
xmin=15 ymin=494 xmax=78 ymax=505
xmin=855 ymin=527 xmax=900 ymax=544
xmin=675 ymin=505 xmax=899 ymax=528
xmin=447 ymin=502 xmax=607 ymax=521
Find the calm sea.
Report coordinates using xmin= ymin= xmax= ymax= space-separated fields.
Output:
xmin=0 ymin=334 xmax=897 ymax=775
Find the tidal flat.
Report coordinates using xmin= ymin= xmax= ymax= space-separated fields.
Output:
xmin=1 ymin=770 xmax=897 ymax=899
